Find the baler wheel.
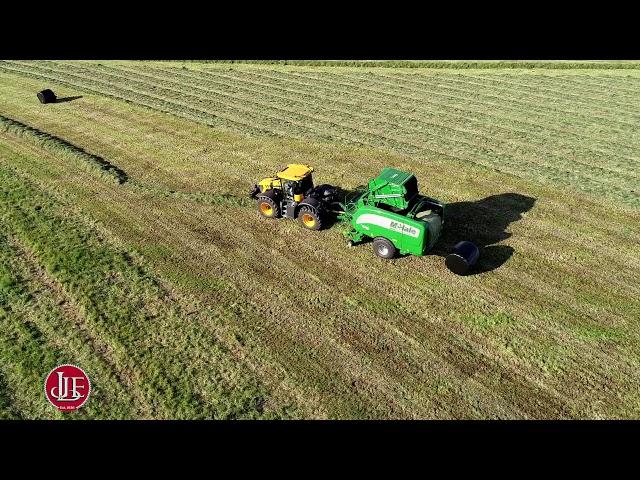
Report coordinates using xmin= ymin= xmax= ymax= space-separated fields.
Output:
xmin=297 ymin=206 xmax=322 ymax=231
xmin=373 ymin=237 xmax=396 ymax=259
xmin=257 ymin=196 xmax=279 ymax=219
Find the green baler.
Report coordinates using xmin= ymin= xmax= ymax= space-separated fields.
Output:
xmin=338 ymin=167 xmax=480 ymax=273
xmin=339 ymin=168 xmax=445 ymax=259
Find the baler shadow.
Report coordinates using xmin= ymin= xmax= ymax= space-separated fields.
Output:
xmin=329 ymin=188 xmax=535 ymax=274
xmin=431 ymin=193 xmax=536 ymax=274
xmin=55 ymin=95 xmax=83 ymax=103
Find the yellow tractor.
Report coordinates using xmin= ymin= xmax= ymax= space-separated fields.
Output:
xmin=249 ymin=164 xmax=338 ymax=230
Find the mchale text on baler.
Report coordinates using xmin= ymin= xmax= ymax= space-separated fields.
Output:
xmin=250 ymin=165 xmax=479 ymax=275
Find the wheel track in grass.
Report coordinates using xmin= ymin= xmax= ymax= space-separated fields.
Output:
xmin=42 ymin=62 xmax=640 ymax=207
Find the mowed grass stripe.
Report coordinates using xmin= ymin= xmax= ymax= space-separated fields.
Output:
xmin=6 ymin=62 xmax=639 ymax=207
xmin=475 ymin=73 xmax=640 ymax=113
xmin=295 ymin=69 xmax=639 ymax=153
xmin=187 ymin=67 xmax=640 ymax=179
xmin=120 ymin=66 xmax=640 ymax=207
xmin=437 ymin=72 xmax=640 ymax=119
xmin=345 ymin=71 xmax=640 ymax=131
xmin=73 ymin=64 xmax=640 ymax=202
xmin=553 ymin=74 xmax=640 ymax=95
xmin=5 ymin=71 xmax=636 ymax=255
xmin=67 ymin=61 xmax=640 ymax=167
xmin=2 ymin=69 xmax=636 ymax=233
xmin=0 ymin=61 xmax=274 ymax=137
xmin=246 ymin=68 xmax=640 ymax=162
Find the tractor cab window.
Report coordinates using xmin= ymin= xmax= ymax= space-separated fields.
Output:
xmin=299 ymin=174 xmax=313 ymax=194
xmin=283 ymin=181 xmax=295 ymax=199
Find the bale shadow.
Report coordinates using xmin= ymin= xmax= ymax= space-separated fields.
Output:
xmin=431 ymin=193 xmax=536 ymax=274
xmin=55 ymin=95 xmax=83 ymax=103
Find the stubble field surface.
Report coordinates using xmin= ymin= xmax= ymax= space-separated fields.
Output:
xmin=0 ymin=60 xmax=639 ymax=419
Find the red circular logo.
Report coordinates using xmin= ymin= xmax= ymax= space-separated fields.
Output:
xmin=45 ymin=365 xmax=91 ymax=411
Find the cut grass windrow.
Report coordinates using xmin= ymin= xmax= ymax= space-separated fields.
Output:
xmin=57 ymin=63 xmax=640 ymax=206
xmin=44 ymin=63 xmax=640 ymax=175
xmin=0 ymin=114 xmax=128 ymax=184
xmin=144 ymin=66 xmax=640 ymax=180
xmin=3 ymin=61 xmax=639 ymax=208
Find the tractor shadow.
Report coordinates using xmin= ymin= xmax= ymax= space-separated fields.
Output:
xmin=430 ymin=193 xmax=536 ymax=274
xmin=55 ymin=95 xmax=83 ymax=103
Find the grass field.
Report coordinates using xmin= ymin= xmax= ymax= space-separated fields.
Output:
xmin=0 ymin=60 xmax=639 ymax=419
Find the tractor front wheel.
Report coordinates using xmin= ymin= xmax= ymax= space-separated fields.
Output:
xmin=257 ymin=196 xmax=280 ymax=219
xmin=297 ymin=206 xmax=322 ymax=231
xmin=373 ymin=237 xmax=396 ymax=259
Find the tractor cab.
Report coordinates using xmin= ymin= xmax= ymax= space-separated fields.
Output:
xmin=276 ymin=164 xmax=314 ymax=202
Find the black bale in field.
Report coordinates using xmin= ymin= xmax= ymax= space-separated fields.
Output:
xmin=37 ymin=89 xmax=57 ymax=104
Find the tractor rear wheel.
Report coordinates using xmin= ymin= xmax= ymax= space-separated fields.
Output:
xmin=373 ymin=237 xmax=396 ymax=259
xmin=297 ymin=206 xmax=322 ymax=231
xmin=257 ymin=196 xmax=280 ymax=219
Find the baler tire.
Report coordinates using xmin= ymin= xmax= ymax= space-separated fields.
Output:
xmin=373 ymin=237 xmax=396 ymax=259
xmin=297 ymin=206 xmax=322 ymax=231
xmin=257 ymin=196 xmax=280 ymax=219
